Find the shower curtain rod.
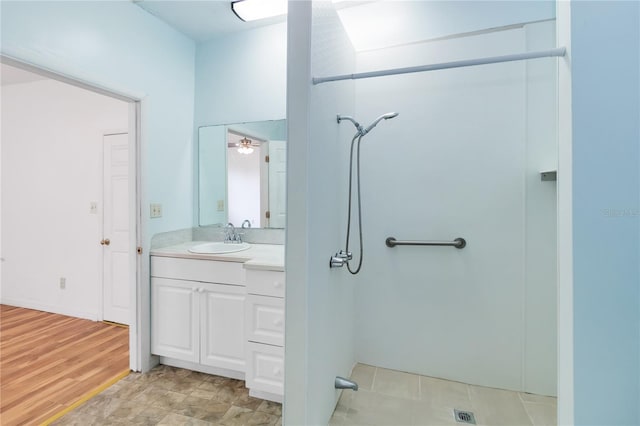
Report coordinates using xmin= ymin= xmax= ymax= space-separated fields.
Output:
xmin=312 ymin=47 xmax=566 ymax=85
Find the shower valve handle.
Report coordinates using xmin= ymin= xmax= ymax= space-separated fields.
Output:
xmin=337 ymin=250 xmax=352 ymax=261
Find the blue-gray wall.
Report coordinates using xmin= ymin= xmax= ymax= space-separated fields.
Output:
xmin=0 ymin=1 xmax=196 ymax=243
xmin=571 ymin=1 xmax=640 ymax=424
xmin=1 ymin=0 xmax=196 ymax=371
xmin=193 ymin=23 xmax=287 ymax=226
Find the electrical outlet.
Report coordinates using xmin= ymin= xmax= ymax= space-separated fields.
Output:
xmin=150 ymin=203 xmax=162 ymax=218
xmin=59 ymin=277 xmax=66 ymax=289
xmin=90 ymin=202 xmax=98 ymax=214
xmin=217 ymin=200 xmax=225 ymax=212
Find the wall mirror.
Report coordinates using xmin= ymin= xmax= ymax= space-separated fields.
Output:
xmin=198 ymin=119 xmax=286 ymax=229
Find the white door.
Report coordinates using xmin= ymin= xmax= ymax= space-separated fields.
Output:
xmin=103 ymin=133 xmax=130 ymax=325
xmin=268 ymin=140 xmax=286 ymax=228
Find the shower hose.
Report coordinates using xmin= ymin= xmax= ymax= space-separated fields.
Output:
xmin=345 ymin=133 xmax=365 ymax=275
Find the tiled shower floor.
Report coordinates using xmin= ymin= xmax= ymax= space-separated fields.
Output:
xmin=330 ymin=364 xmax=556 ymax=426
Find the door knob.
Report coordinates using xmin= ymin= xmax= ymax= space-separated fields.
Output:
xmin=100 ymin=239 xmax=111 ymax=246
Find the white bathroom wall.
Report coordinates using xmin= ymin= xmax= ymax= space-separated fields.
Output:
xmin=523 ymin=21 xmax=558 ymax=396
xmin=1 ymin=78 xmax=128 ymax=319
xmin=555 ymin=3 xmax=573 ymax=421
xmin=352 ymin=21 xmax=557 ymax=395
xmin=285 ymin=2 xmax=357 ymax=424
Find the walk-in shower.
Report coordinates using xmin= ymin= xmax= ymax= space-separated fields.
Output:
xmin=287 ymin=2 xmax=560 ymax=425
xmin=330 ymin=112 xmax=398 ymax=274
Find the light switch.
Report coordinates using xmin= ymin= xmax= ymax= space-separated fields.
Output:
xmin=217 ymin=200 xmax=225 ymax=212
xmin=90 ymin=202 xmax=98 ymax=214
xmin=150 ymin=203 xmax=162 ymax=218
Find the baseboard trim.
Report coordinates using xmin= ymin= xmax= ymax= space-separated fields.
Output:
xmin=0 ymin=298 xmax=98 ymax=321
xmin=159 ymin=357 xmax=245 ymax=381
xmin=249 ymin=388 xmax=283 ymax=404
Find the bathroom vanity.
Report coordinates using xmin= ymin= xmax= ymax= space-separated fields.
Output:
xmin=150 ymin=242 xmax=285 ymax=402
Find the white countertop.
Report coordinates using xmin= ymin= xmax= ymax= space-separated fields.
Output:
xmin=150 ymin=241 xmax=285 ymax=272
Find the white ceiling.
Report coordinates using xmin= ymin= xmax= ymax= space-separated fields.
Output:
xmin=1 ymin=63 xmax=48 ymax=86
xmin=133 ymin=0 xmax=287 ymax=42
xmin=133 ymin=1 xmax=555 ymax=50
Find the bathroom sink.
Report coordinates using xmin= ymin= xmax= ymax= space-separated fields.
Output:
xmin=188 ymin=242 xmax=251 ymax=254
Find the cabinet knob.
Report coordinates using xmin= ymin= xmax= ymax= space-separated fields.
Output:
xmin=273 ymin=318 xmax=283 ymax=327
xmin=273 ymin=367 xmax=282 ymax=376
xmin=273 ymin=281 xmax=283 ymax=288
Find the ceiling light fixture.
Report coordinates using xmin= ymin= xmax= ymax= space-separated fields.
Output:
xmin=231 ymin=0 xmax=287 ymax=22
xmin=237 ymin=137 xmax=255 ymax=155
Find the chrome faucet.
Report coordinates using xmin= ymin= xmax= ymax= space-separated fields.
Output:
xmin=330 ymin=250 xmax=352 ymax=268
xmin=224 ymin=223 xmax=240 ymax=243
xmin=335 ymin=376 xmax=358 ymax=391
xmin=241 ymin=219 xmax=252 ymax=229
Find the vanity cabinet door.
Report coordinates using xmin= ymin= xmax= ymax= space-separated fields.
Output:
xmin=151 ymin=278 xmax=199 ymax=363
xmin=200 ymin=283 xmax=246 ymax=372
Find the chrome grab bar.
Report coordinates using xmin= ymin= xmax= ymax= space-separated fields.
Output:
xmin=385 ymin=237 xmax=466 ymax=249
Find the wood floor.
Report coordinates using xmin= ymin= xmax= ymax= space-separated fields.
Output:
xmin=0 ymin=305 xmax=129 ymax=425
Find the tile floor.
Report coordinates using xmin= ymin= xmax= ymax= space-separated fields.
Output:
xmin=53 ymin=363 xmax=554 ymax=426
xmin=330 ymin=364 xmax=557 ymax=426
xmin=53 ymin=365 xmax=282 ymax=426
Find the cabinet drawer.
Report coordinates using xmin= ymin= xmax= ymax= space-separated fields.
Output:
xmin=246 ymin=342 xmax=284 ymax=397
xmin=246 ymin=269 xmax=285 ymax=297
xmin=246 ymin=295 xmax=284 ymax=346
xmin=151 ymin=256 xmax=245 ymax=285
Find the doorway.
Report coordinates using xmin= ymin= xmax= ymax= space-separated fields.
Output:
xmin=225 ymin=129 xmax=287 ymax=229
xmin=0 ymin=57 xmax=141 ymax=370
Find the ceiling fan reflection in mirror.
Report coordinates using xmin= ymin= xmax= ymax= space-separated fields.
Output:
xmin=227 ymin=135 xmax=262 ymax=155
xmin=237 ymin=137 xmax=260 ymax=154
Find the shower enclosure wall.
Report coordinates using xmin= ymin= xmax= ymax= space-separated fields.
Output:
xmin=353 ymin=20 xmax=557 ymax=395
xmin=285 ymin=2 xmax=558 ymax=424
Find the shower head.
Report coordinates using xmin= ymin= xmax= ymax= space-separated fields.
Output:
xmin=337 ymin=115 xmax=363 ymax=134
xmin=361 ymin=112 xmax=399 ymax=136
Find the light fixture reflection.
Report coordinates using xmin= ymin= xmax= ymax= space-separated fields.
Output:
xmin=231 ymin=0 xmax=288 ymax=22
xmin=237 ymin=137 xmax=255 ymax=155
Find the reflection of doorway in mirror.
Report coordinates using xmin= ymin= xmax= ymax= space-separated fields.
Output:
xmin=227 ymin=131 xmax=264 ymax=228
xmin=268 ymin=140 xmax=286 ymax=228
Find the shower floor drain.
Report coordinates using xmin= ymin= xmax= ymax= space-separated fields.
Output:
xmin=454 ymin=409 xmax=476 ymax=424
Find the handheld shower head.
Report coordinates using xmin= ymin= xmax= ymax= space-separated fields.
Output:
xmin=337 ymin=115 xmax=364 ymax=135
xmin=361 ymin=112 xmax=399 ymax=136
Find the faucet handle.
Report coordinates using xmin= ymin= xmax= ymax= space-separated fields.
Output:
xmin=223 ymin=223 xmax=235 ymax=243
xmin=337 ymin=250 xmax=352 ymax=261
